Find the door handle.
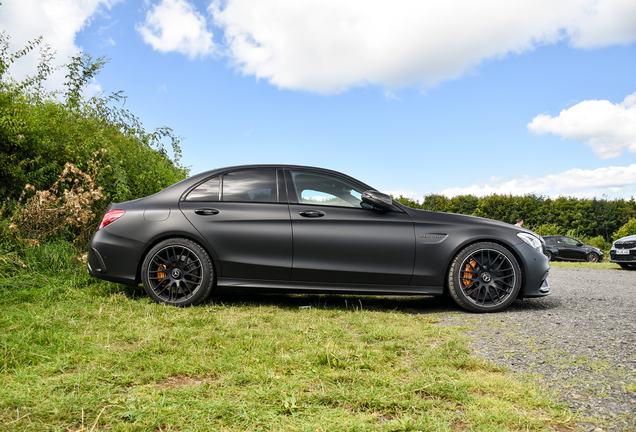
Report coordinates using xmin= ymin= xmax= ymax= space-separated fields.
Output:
xmin=299 ymin=210 xmax=325 ymax=218
xmin=195 ymin=208 xmax=220 ymax=216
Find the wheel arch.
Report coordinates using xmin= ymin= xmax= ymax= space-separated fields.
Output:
xmin=135 ymin=232 xmax=220 ymax=285
xmin=442 ymin=237 xmax=528 ymax=298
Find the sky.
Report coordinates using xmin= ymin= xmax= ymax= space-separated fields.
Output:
xmin=1 ymin=0 xmax=636 ymax=201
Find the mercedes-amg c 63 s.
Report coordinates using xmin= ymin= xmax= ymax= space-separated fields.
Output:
xmin=87 ymin=165 xmax=551 ymax=313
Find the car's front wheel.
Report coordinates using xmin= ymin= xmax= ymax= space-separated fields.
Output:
xmin=448 ymin=242 xmax=522 ymax=313
xmin=545 ymin=250 xmax=553 ymax=261
xmin=586 ymin=252 xmax=600 ymax=263
xmin=141 ymin=238 xmax=214 ymax=307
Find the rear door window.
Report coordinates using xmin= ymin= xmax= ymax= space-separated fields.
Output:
xmin=222 ymin=170 xmax=278 ymax=203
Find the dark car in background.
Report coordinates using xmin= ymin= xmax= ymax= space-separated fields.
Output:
xmin=87 ymin=165 xmax=551 ymax=313
xmin=609 ymin=235 xmax=636 ymax=269
xmin=542 ymin=235 xmax=603 ymax=262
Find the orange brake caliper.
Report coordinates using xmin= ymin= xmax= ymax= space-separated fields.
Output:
xmin=461 ymin=259 xmax=478 ymax=288
xmin=157 ymin=264 xmax=168 ymax=280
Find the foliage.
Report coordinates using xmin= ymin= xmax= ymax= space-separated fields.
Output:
xmin=613 ymin=218 xmax=636 ymax=241
xmin=0 ymin=31 xmax=188 ymax=209
xmin=532 ymin=223 xmax=566 ymax=237
xmin=7 ymin=151 xmax=106 ymax=246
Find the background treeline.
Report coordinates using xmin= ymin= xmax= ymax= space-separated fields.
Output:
xmin=394 ymin=194 xmax=636 ymax=252
xmin=0 ymin=32 xmax=188 ymax=246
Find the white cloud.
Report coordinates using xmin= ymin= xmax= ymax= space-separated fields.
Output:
xmin=208 ymin=0 xmax=636 ymax=94
xmin=528 ymin=92 xmax=636 ymax=159
xmin=0 ymin=0 xmax=119 ymax=87
xmin=440 ymin=164 xmax=636 ymax=199
xmin=137 ymin=0 xmax=215 ymax=59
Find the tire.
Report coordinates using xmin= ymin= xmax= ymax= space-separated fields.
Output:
xmin=586 ymin=252 xmax=600 ymax=263
xmin=545 ymin=251 xmax=553 ymax=261
xmin=141 ymin=238 xmax=214 ymax=307
xmin=448 ymin=242 xmax=522 ymax=313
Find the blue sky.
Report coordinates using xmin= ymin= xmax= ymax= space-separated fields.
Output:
xmin=2 ymin=0 xmax=636 ymax=201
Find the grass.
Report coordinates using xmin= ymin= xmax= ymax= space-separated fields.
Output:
xmin=548 ymin=260 xmax=625 ymax=270
xmin=0 ymin=241 xmax=577 ymax=431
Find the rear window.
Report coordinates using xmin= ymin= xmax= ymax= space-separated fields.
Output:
xmin=186 ymin=176 xmax=220 ymax=201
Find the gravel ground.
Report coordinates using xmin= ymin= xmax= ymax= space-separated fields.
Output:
xmin=434 ymin=267 xmax=636 ymax=432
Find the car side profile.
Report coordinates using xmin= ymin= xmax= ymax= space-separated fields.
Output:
xmin=609 ymin=235 xmax=636 ymax=269
xmin=542 ymin=235 xmax=604 ymax=262
xmin=87 ymin=165 xmax=551 ymax=313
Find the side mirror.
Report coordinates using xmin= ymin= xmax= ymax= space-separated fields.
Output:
xmin=361 ymin=190 xmax=393 ymax=210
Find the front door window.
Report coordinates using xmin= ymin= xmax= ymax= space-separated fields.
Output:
xmin=289 ymin=171 xmax=367 ymax=208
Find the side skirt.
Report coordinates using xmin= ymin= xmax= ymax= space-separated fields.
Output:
xmin=216 ymin=278 xmax=444 ymax=296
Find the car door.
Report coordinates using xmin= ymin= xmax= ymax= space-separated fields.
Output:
xmin=179 ymin=168 xmax=292 ymax=280
xmin=285 ymin=169 xmax=415 ymax=285
xmin=561 ymin=236 xmax=585 ymax=260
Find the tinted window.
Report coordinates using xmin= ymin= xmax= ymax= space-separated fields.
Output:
xmin=186 ymin=176 xmax=220 ymax=201
xmin=222 ymin=170 xmax=278 ymax=203
xmin=290 ymin=171 xmax=365 ymax=208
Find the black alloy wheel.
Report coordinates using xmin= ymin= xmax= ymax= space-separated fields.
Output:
xmin=586 ymin=252 xmax=600 ymax=263
xmin=545 ymin=251 xmax=553 ymax=261
xmin=141 ymin=238 xmax=214 ymax=307
xmin=448 ymin=242 xmax=522 ymax=313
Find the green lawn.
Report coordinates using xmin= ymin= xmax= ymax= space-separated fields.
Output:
xmin=0 ymin=242 xmax=576 ymax=431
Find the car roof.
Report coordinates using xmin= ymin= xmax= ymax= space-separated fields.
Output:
xmin=145 ymin=164 xmax=377 ymax=203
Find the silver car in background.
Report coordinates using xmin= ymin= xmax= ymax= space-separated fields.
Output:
xmin=610 ymin=234 xmax=636 ymax=269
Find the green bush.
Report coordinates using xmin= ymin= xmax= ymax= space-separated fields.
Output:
xmin=613 ymin=218 xmax=636 ymax=241
xmin=532 ymin=223 xmax=566 ymax=237
xmin=0 ymin=31 xmax=189 ymax=248
xmin=0 ymin=32 xmax=188 ymax=207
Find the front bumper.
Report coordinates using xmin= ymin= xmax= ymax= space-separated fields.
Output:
xmin=518 ymin=245 xmax=551 ymax=298
xmin=609 ymin=249 xmax=636 ymax=264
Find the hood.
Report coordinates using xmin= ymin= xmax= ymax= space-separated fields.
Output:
xmin=615 ymin=234 xmax=636 ymax=243
xmin=401 ymin=206 xmax=536 ymax=234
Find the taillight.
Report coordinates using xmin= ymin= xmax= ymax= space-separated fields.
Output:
xmin=98 ymin=209 xmax=125 ymax=230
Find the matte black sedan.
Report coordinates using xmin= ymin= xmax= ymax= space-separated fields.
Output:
xmin=542 ymin=235 xmax=603 ymax=262
xmin=87 ymin=165 xmax=550 ymax=313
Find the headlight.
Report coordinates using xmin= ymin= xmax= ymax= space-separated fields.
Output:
xmin=517 ymin=232 xmax=543 ymax=252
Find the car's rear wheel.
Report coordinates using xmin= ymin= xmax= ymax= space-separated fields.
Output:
xmin=141 ymin=238 xmax=214 ymax=307
xmin=545 ymin=251 xmax=553 ymax=261
xmin=586 ymin=252 xmax=600 ymax=263
xmin=448 ymin=242 xmax=522 ymax=313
